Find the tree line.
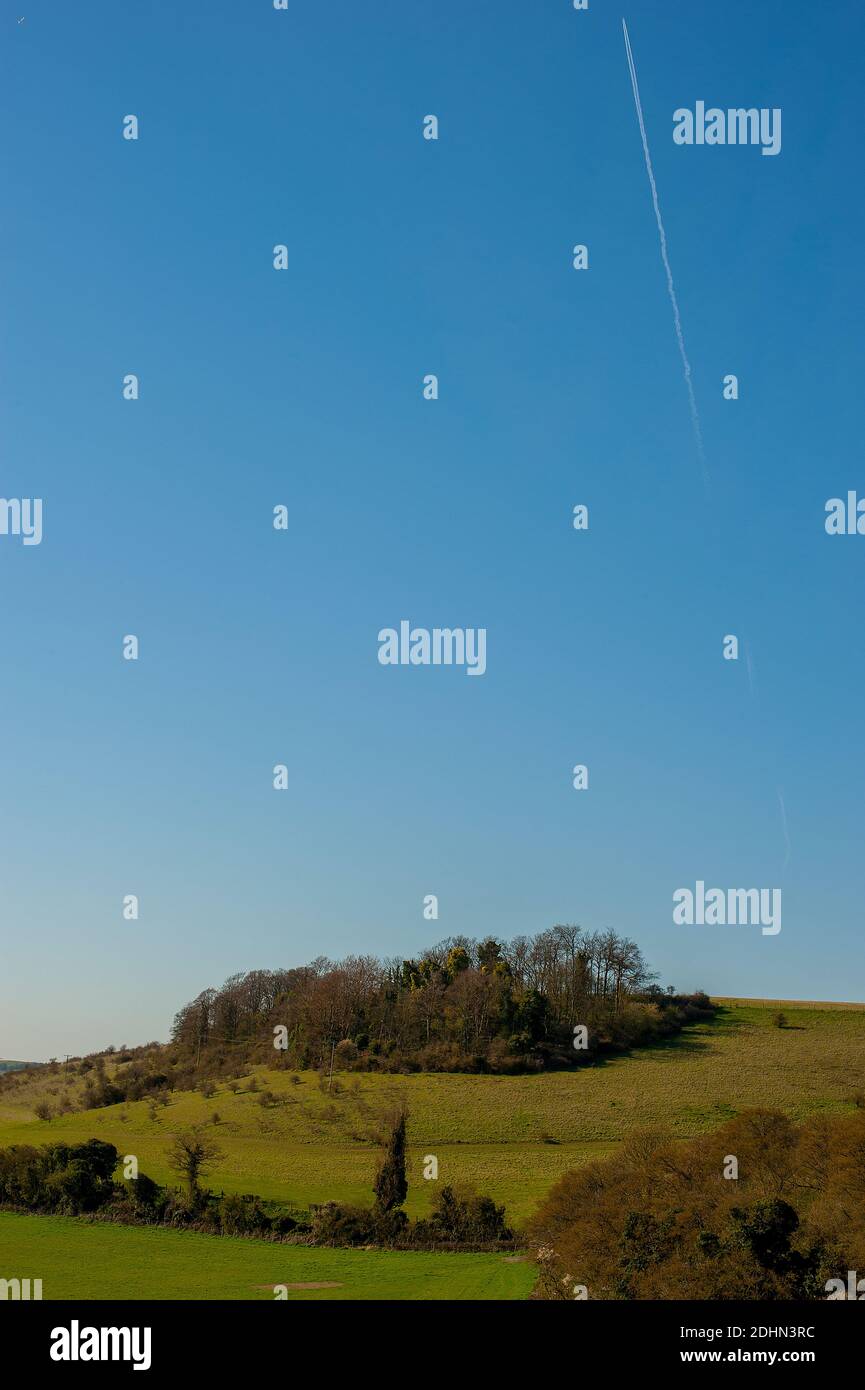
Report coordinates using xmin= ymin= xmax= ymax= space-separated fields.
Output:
xmin=0 ymin=1112 xmax=512 ymax=1252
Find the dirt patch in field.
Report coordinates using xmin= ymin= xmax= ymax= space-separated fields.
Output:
xmin=501 ymin=1256 xmax=532 ymax=1264
xmin=256 ymin=1282 xmax=344 ymax=1290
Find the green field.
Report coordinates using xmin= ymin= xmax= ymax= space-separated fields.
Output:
xmin=2 ymin=999 xmax=864 ymax=1299
xmin=2 ymin=1002 xmax=863 ymax=1220
xmin=0 ymin=1213 xmax=534 ymax=1300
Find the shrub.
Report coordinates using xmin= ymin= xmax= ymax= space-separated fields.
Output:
xmin=311 ymin=1202 xmax=407 ymax=1247
xmin=217 ymin=1192 xmax=272 ymax=1236
xmin=312 ymin=1203 xmax=376 ymax=1246
xmin=117 ymin=1171 xmax=163 ymax=1217
xmin=415 ymin=1185 xmax=513 ymax=1245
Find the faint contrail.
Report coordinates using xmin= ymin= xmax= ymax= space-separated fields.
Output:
xmin=744 ymin=640 xmax=756 ymax=698
xmin=622 ymin=18 xmax=709 ymax=490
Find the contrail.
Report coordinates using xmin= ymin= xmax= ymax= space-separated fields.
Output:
xmin=744 ymin=640 xmax=756 ymax=698
xmin=622 ymin=18 xmax=709 ymax=490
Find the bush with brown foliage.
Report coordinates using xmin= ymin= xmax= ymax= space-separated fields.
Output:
xmin=529 ymin=1107 xmax=865 ymax=1300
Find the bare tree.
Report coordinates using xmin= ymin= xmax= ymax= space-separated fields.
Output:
xmin=167 ymin=1128 xmax=224 ymax=1202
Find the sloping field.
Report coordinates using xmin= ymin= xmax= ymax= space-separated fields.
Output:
xmin=1 ymin=1001 xmax=863 ymax=1223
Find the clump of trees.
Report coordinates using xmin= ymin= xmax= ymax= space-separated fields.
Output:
xmin=2 ymin=929 xmax=712 ymax=1112
xmin=414 ymin=1187 xmax=512 ymax=1248
xmin=169 ymin=928 xmax=714 ymax=1078
xmin=0 ymin=1139 xmax=119 ymax=1214
xmin=0 ymin=1135 xmax=297 ymax=1238
xmin=529 ymin=1107 xmax=865 ymax=1300
xmin=80 ymin=1053 xmax=170 ymax=1108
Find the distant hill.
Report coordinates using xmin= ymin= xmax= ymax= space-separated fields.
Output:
xmin=0 ymin=1060 xmax=34 ymax=1074
xmin=713 ymin=996 xmax=865 ymax=1011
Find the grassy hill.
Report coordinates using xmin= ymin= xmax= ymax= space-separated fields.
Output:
xmin=2 ymin=1000 xmax=864 ymax=1228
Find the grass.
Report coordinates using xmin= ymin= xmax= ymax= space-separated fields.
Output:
xmin=2 ymin=1001 xmax=865 ymax=1222
xmin=0 ymin=1212 xmax=534 ymax=1300
xmin=2 ymin=998 xmax=864 ymax=1299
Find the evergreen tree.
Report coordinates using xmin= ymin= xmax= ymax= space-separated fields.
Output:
xmin=373 ymin=1110 xmax=408 ymax=1212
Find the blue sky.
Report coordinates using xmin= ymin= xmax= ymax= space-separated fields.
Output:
xmin=3 ymin=0 xmax=863 ymax=1059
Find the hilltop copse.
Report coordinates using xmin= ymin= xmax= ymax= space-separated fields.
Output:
xmin=169 ymin=928 xmax=713 ymax=1079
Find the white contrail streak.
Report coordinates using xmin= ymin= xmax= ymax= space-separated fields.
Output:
xmin=744 ymin=640 xmax=756 ymax=698
xmin=622 ymin=18 xmax=709 ymax=489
